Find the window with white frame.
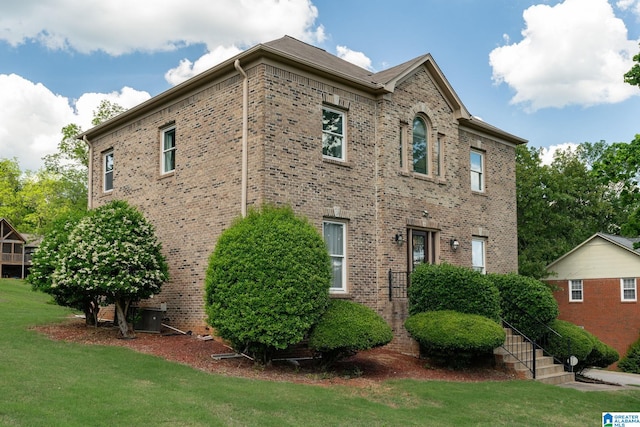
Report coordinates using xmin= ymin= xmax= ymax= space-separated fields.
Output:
xmin=472 ymin=238 xmax=486 ymax=274
xmin=412 ymin=117 xmax=428 ymax=174
xmin=569 ymin=279 xmax=583 ymax=302
xmin=323 ymin=221 xmax=346 ymax=292
xmin=470 ymin=150 xmax=484 ymax=192
xmin=322 ymin=107 xmax=345 ymax=160
xmin=621 ymin=278 xmax=637 ymax=301
xmin=162 ymin=127 xmax=176 ymax=174
xmin=103 ymin=150 xmax=114 ymax=192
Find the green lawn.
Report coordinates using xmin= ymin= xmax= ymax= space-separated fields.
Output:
xmin=1 ymin=279 xmax=639 ymax=426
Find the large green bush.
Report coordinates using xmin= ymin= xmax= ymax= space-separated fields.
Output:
xmin=619 ymin=337 xmax=640 ymax=373
xmin=54 ymin=200 xmax=169 ymax=337
xmin=488 ymin=273 xmax=559 ymax=340
xmin=308 ymin=299 xmax=393 ymax=368
xmin=205 ymin=205 xmax=331 ymax=364
xmin=584 ymin=337 xmax=619 ymax=370
xmin=544 ymin=320 xmax=593 ymax=367
xmin=408 ymin=263 xmax=501 ymax=322
xmin=404 ymin=310 xmax=505 ymax=368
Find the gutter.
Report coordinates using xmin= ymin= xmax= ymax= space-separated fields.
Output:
xmin=234 ymin=59 xmax=248 ymax=217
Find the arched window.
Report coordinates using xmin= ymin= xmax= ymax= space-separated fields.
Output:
xmin=412 ymin=117 xmax=428 ymax=174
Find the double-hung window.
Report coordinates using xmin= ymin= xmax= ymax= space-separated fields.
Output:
xmin=412 ymin=117 xmax=428 ymax=174
xmin=322 ymin=107 xmax=345 ymax=160
xmin=162 ymin=127 xmax=176 ymax=174
xmin=621 ymin=278 xmax=637 ymax=302
xmin=569 ymin=279 xmax=583 ymax=302
xmin=323 ymin=221 xmax=346 ymax=292
xmin=472 ymin=238 xmax=486 ymax=274
xmin=103 ymin=150 xmax=114 ymax=192
xmin=470 ymin=150 xmax=484 ymax=192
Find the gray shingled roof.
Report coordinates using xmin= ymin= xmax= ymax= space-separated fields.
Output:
xmin=600 ymin=233 xmax=640 ymax=252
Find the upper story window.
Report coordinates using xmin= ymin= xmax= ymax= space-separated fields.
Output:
xmin=162 ymin=127 xmax=176 ymax=174
xmin=470 ymin=150 xmax=484 ymax=192
xmin=412 ymin=117 xmax=428 ymax=175
xmin=621 ymin=278 xmax=637 ymax=302
xmin=323 ymin=220 xmax=346 ymax=293
xmin=103 ymin=150 xmax=114 ymax=192
xmin=569 ymin=279 xmax=583 ymax=302
xmin=472 ymin=237 xmax=486 ymax=274
xmin=322 ymin=107 xmax=345 ymax=160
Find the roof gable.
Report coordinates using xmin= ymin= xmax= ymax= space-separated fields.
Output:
xmin=0 ymin=218 xmax=25 ymax=243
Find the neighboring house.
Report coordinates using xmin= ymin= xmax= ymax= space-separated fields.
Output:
xmin=80 ymin=36 xmax=525 ymax=352
xmin=0 ymin=218 xmax=37 ymax=279
xmin=546 ymin=233 xmax=640 ymax=364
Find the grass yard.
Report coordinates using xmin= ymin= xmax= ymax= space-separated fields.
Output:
xmin=1 ymin=278 xmax=639 ymax=426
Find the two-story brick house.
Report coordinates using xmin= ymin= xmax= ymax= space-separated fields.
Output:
xmin=80 ymin=36 xmax=526 ymax=352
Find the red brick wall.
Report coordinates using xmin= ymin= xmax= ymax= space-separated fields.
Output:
xmin=549 ymin=278 xmax=640 ymax=368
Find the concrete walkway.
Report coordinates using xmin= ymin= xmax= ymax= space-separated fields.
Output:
xmin=558 ymin=369 xmax=640 ymax=391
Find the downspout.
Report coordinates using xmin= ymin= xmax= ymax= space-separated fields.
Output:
xmin=234 ymin=59 xmax=248 ymax=217
xmin=83 ymin=135 xmax=93 ymax=209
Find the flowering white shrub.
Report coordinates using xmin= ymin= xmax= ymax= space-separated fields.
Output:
xmin=53 ymin=200 xmax=168 ymax=337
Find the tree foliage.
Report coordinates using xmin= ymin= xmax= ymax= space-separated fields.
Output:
xmin=205 ymin=205 xmax=331 ymax=364
xmin=53 ymin=200 xmax=168 ymax=337
xmin=625 ymin=44 xmax=640 ymax=88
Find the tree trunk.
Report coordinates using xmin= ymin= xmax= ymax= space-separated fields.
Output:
xmin=114 ymin=298 xmax=134 ymax=338
xmin=83 ymin=298 xmax=100 ymax=327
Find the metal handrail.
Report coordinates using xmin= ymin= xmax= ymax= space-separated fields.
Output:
xmin=500 ymin=318 xmax=538 ymax=379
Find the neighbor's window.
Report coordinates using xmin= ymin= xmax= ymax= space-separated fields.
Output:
xmin=412 ymin=117 xmax=428 ymax=174
xmin=162 ymin=127 xmax=176 ymax=174
xmin=470 ymin=150 xmax=484 ymax=192
xmin=323 ymin=221 xmax=346 ymax=292
xmin=472 ymin=238 xmax=486 ymax=274
xmin=322 ymin=107 xmax=345 ymax=160
xmin=103 ymin=150 xmax=114 ymax=192
xmin=569 ymin=279 xmax=583 ymax=302
xmin=621 ymin=278 xmax=637 ymax=302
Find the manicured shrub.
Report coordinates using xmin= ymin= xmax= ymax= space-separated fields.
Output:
xmin=408 ymin=263 xmax=501 ymax=322
xmin=308 ymin=299 xmax=393 ymax=368
xmin=544 ymin=320 xmax=593 ymax=367
xmin=619 ymin=337 xmax=640 ymax=373
xmin=584 ymin=337 xmax=619 ymax=370
xmin=54 ymin=200 xmax=168 ymax=337
xmin=488 ymin=273 xmax=559 ymax=340
xmin=205 ymin=205 xmax=331 ymax=364
xmin=404 ymin=310 xmax=506 ymax=368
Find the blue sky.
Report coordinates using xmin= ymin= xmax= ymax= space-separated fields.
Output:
xmin=1 ymin=0 xmax=639 ymax=171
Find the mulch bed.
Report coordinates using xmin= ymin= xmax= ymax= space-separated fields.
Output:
xmin=34 ymin=317 xmax=515 ymax=387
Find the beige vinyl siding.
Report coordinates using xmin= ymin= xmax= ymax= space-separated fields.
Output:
xmin=549 ymin=236 xmax=640 ymax=280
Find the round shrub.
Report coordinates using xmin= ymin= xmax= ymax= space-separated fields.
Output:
xmin=404 ymin=310 xmax=506 ymax=368
xmin=308 ymin=299 xmax=393 ymax=367
xmin=408 ymin=263 xmax=501 ymax=322
xmin=545 ymin=320 xmax=593 ymax=366
xmin=584 ymin=337 xmax=619 ymax=370
xmin=205 ymin=205 xmax=331 ymax=364
xmin=619 ymin=338 xmax=640 ymax=373
xmin=488 ymin=273 xmax=559 ymax=340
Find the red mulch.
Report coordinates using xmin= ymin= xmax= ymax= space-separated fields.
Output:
xmin=34 ymin=317 xmax=514 ymax=387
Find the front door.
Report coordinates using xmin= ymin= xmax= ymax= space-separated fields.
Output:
xmin=409 ymin=229 xmax=437 ymax=271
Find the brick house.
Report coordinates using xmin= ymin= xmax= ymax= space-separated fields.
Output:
xmin=547 ymin=233 xmax=640 ymax=365
xmin=80 ymin=36 xmax=525 ymax=352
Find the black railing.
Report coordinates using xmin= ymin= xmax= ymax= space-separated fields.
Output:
xmin=388 ymin=270 xmax=410 ymax=300
xmin=501 ymin=318 xmax=539 ymax=378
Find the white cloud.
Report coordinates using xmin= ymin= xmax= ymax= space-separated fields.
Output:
xmin=0 ymin=0 xmax=324 ymax=55
xmin=617 ymin=0 xmax=640 ymax=17
xmin=540 ymin=142 xmax=580 ymax=165
xmin=336 ymin=45 xmax=374 ymax=71
xmin=165 ymin=45 xmax=243 ymax=86
xmin=0 ymin=74 xmax=149 ymax=171
xmin=489 ymin=0 xmax=639 ymax=111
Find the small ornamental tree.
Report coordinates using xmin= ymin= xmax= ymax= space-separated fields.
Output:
xmin=28 ymin=211 xmax=99 ymax=325
xmin=53 ymin=200 xmax=168 ymax=338
xmin=205 ymin=205 xmax=331 ymax=364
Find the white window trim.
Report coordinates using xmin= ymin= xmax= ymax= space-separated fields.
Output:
xmin=161 ymin=127 xmax=176 ymax=174
xmin=569 ymin=279 xmax=583 ymax=302
xmin=322 ymin=107 xmax=346 ymax=161
xmin=621 ymin=278 xmax=637 ymax=302
xmin=471 ymin=149 xmax=484 ymax=192
xmin=471 ymin=237 xmax=486 ymax=274
xmin=103 ymin=150 xmax=114 ymax=193
xmin=323 ymin=220 xmax=347 ymax=293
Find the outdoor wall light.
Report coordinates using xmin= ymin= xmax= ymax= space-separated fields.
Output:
xmin=450 ymin=238 xmax=460 ymax=251
xmin=394 ymin=233 xmax=405 ymax=246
